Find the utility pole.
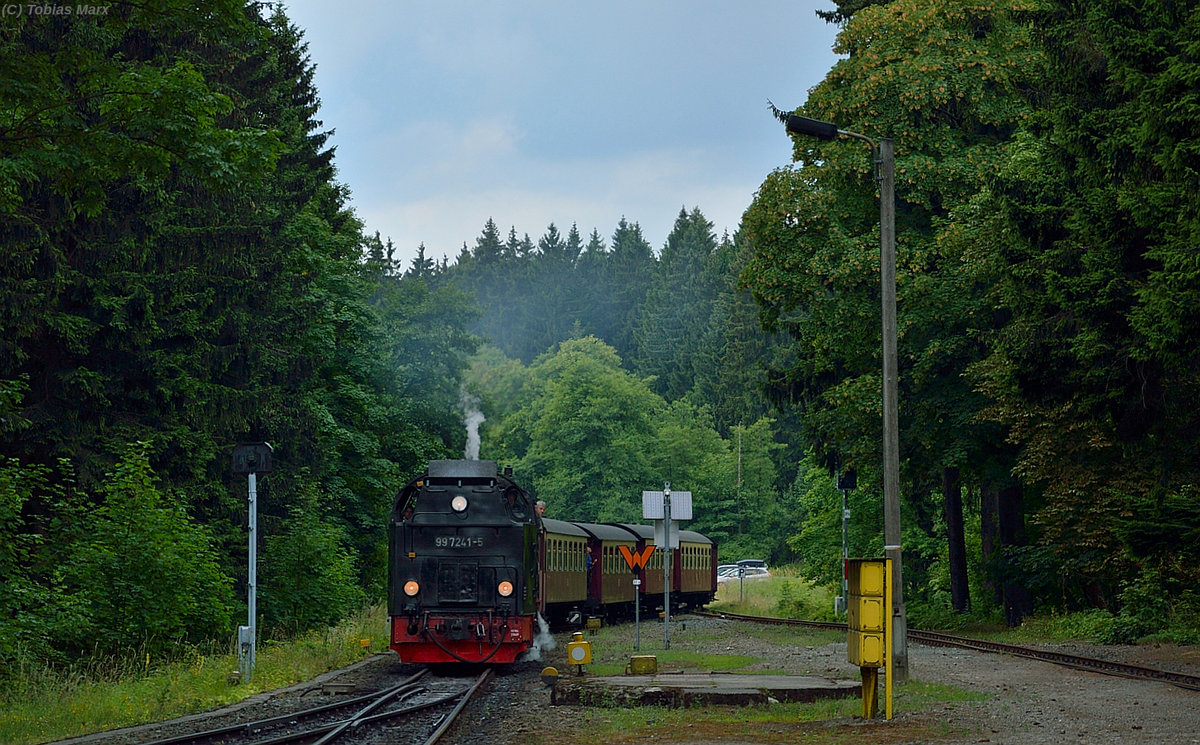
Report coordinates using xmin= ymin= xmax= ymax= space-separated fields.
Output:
xmin=878 ymin=137 xmax=908 ymax=680
xmin=783 ymin=114 xmax=908 ymax=679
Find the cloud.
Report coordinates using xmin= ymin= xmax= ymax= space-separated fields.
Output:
xmin=281 ymin=0 xmax=843 ymax=267
xmin=360 ymin=144 xmax=759 ymax=262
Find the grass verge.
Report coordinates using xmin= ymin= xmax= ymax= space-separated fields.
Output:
xmin=0 ymin=604 xmax=388 ymax=745
xmin=708 ymin=566 xmax=837 ymax=621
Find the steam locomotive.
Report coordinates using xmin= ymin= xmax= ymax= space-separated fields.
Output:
xmin=388 ymin=460 xmax=717 ymax=664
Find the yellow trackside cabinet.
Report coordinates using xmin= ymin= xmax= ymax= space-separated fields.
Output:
xmin=849 ymin=559 xmax=886 ymax=596
xmin=846 ymin=559 xmax=887 ymax=668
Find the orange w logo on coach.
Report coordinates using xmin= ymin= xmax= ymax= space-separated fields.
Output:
xmin=619 ymin=544 xmax=655 ymax=571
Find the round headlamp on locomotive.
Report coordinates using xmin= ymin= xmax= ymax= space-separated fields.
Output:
xmin=388 ymin=459 xmax=540 ymax=664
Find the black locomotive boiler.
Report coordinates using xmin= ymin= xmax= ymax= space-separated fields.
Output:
xmin=388 ymin=459 xmax=539 ymax=663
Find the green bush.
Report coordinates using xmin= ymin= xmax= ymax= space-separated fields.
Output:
xmin=907 ymin=593 xmax=972 ymax=631
xmin=1104 ymin=565 xmax=1200 ymax=644
xmin=260 ymin=492 xmax=365 ymax=635
xmin=0 ymin=456 xmax=51 ymax=667
xmin=1017 ymin=608 xmax=1116 ymax=642
xmin=58 ymin=444 xmax=234 ymax=657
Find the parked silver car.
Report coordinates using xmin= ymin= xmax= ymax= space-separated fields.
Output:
xmin=717 ymin=566 xmax=771 ymax=583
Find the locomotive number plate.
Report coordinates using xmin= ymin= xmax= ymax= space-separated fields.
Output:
xmin=435 ymin=536 xmax=484 ymax=548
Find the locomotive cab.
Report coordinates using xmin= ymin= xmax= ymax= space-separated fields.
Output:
xmin=389 ymin=460 xmax=539 ymax=663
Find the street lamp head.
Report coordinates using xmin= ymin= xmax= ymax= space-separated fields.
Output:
xmin=785 ymin=114 xmax=839 ymax=141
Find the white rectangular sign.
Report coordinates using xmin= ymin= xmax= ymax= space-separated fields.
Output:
xmin=653 ymin=519 xmax=681 ymax=549
xmin=642 ymin=490 xmax=693 ymax=520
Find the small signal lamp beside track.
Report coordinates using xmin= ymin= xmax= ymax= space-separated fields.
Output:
xmin=567 ymin=631 xmax=592 ymax=674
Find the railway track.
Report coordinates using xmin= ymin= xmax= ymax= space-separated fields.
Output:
xmin=696 ymin=610 xmax=1200 ymax=692
xmin=133 ymin=668 xmax=492 ymax=745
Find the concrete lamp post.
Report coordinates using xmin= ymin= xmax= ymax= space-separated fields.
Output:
xmin=783 ymin=114 xmax=908 ymax=679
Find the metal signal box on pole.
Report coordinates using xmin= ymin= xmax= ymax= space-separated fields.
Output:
xmin=232 ymin=442 xmax=273 ymax=682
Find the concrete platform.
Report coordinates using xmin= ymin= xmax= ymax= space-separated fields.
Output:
xmin=552 ymin=672 xmax=860 ymax=708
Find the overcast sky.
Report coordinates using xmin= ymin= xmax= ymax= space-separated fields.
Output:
xmin=279 ymin=1 xmax=843 ymax=269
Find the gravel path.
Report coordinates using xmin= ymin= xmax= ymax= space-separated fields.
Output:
xmin=447 ymin=615 xmax=1200 ymax=745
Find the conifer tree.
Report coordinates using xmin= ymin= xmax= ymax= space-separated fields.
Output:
xmin=635 ymin=207 xmax=720 ymax=400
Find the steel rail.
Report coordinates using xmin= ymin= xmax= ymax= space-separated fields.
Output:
xmin=247 ymin=686 xmax=474 ymax=745
xmin=909 ymin=628 xmax=1200 ymax=692
xmin=696 ymin=610 xmax=1200 ymax=692
xmin=130 ymin=667 xmax=492 ymax=745
xmin=423 ymin=668 xmax=493 ymax=745
xmin=132 ymin=670 xmax=430 ymax=745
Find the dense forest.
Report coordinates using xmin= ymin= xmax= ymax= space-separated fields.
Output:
xmin=2 ymin=0 xmax=1198 ymax=676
